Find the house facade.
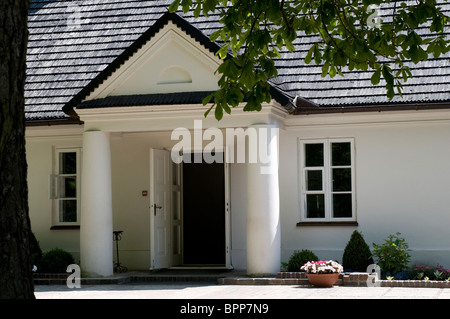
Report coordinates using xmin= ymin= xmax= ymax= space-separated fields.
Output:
xmin=26 ymin=1 xmax=450 ymax=277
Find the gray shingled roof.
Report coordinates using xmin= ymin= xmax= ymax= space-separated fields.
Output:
xmin=26 ymin=0 xmax=450 ymax=122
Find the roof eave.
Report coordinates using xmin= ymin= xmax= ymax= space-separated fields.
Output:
xmin=293 ymin=101 xmax=450 ymax=115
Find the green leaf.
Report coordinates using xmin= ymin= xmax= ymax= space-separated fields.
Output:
xmin=314 ymin=44 xmax=322 ymax=65
xmin=329 ymin=65 xmax=337 ymax=78
xmin=194 ymin=3 xmax=201 ymax=17
xmin=285 ymin=38 xmax=295 ymax=52
xmin=181 ymin=0 xmax=193 ymax=13
xmin=216 ymin=45 xmax=229 ymax=59
xmin=371 ymin=68 xmax=381 ymax=85
xmin=408 ymin=45 xmax=428 ymax=64
xmin=202 ymin=93 xmax=214 ymax=106
xmin=222 ymin=102 xmax=231 ymax=114
xmin=209 ymin=29 xmax=222 ymax=43
xmin=304 ymin=45 xmax=314 ymax=64
xmin=204 ymin=104 xmax=214 ymax=118
xmin=386 ymin=85 xmax=395 ymax=100
xmin=321 ymin=62 xmax=330 ymax=77
xmin=168 ymin=0 xmax=181 ymax=12
xmin=214 ymin=104 xmax=223 ymax=120
xmin=203 ymin=0 xmax=217 ymax=16
xmin=382 ymin=64 xmax=394 ymax=85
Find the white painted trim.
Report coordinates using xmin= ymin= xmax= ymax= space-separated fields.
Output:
xmin=178 ymin=147 xmax=232 ymax=269
xmin=85 ymin=21 xmax=222 ymax=101
xmin=284 ymin=109 xmax=450 ymax=130
xmin=51 ymin=147 xmax=82 ymax=226
xmin=77 ymin=102 xmax=283 ymax=133
xmin=298 ymin=138 xmax=356 ymax=222
xmin=25 ymin=125 xmax=83 ymax=140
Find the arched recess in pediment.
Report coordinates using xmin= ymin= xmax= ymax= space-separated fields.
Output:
xmin=157 ymin=66 xmax=192 ymax=85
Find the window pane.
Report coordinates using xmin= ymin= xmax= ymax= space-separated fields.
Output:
xmin=60 ymin=176 xmax=76 ymax=198
xmin=331 ymin=142 xmax=351 ymax=166
xmin=306 ymin=194 xmax=325 ymax=218
xmin=333 ymin=194 xmax=352 ymax=218
xmin=59 ymin=152 xmax=77 ymax=174
xmin=306 ymin=170 xmax=323 ymax=191
xmin=332 ymin=168 xmax=351 ymax=191
xmin=305 ymin=144 xmax=324 ymax=167
xmin=60 ymin=200 xmax=77 ymax=222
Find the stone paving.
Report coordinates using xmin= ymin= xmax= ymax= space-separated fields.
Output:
xmin=33 ymin=270 xmax=450 ymax=300
xmin=34 ymin=282 xmax=450 ymax=299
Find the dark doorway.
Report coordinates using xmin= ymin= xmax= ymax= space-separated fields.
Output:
xmin=182 ymin=153 xmax=225 ymax=265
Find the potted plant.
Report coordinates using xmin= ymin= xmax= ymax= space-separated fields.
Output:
xmin=301 ymin=260 xmax=343 ymax=287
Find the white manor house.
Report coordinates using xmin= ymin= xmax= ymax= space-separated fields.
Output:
xmin=25 ymin=0 xmax=450 ymax=276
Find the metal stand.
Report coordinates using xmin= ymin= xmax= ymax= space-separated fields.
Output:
xmin=113 ymin=230 xmax=127 ymax=273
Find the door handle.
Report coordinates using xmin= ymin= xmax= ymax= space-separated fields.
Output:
xmin=153 ymin=204 xmax=162 ymax=216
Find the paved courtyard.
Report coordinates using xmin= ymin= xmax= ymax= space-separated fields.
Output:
xmin=34 ymin=282 xmax=450 ymax=299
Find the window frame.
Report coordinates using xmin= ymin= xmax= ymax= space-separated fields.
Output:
xmin=51 ymin=147 xmax=81 ymax=226
xmin=299 ymin=138 xmax=356 ymax=223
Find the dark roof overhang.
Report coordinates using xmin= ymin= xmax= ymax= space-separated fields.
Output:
xmin=293 ymin=101 xmax=450 ymax=115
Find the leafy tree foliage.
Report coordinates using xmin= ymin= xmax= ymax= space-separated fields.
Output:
xmin=169 ymin=0 xmax=450 ymax=120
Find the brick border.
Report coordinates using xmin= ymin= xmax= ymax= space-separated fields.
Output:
xmin=274 ymin=272 xmax=450 ymax=288
xmin=33 ymin=272 xmax=450 ymax=287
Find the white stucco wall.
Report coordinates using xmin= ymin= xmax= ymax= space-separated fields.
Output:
xmin=26 ymin=125 xmax=83 ymax=262
xmin=279 ymin=109 xmax=450 ymax=268
xmin=27 ymin=107 xmax=450 ymax=272
xmin=26 ymin=127 xmax=249 ymax=271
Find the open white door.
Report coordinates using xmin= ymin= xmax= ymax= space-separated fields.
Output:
xmin=150 ymin=149 xmax=171 ymax=269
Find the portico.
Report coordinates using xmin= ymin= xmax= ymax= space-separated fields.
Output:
xmin=75 ymin=97 xmax=285 ymax=276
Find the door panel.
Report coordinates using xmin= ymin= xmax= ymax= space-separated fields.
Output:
xmin=150 ymin=149 xmax=171 ymax=269
xmin=171 ymin=161 xmax=182 ymax=266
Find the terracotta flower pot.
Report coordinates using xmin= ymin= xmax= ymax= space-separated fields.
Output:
xmin=306 ymin=273 xmax=340 ymax=288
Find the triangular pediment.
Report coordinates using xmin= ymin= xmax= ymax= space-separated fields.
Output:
xmin=85 ymin=19 xmax=222 ymax=101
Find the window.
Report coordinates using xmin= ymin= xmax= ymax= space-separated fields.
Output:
xmin=299 ymin=139 xmax=355 ymax=222
xmin=51 ymin=148 xmax=81 ymax=225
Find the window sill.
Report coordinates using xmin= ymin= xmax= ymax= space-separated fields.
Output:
xmin=50 ymin=225 xmax=80 ymax=230
xmin=296 ymin=221 xmax=358 ymax=227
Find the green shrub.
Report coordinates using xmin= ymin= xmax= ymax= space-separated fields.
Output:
xmin=284 ymin=249 xmax=319 ymax=272
xmin=342 ymin=230 xmax=374 ymax=272
xmin=372 ymin=232 xmax=411 ymax=276
xmin=39 ymin=248 xmax=75 ymax=273
xmin=29 ymin=232 xmax=42 ymax=268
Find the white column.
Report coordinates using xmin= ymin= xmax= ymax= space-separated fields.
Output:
xmin=80 ymin=130 xmax=113 ymax=277
xmin=246 ymin=124 xmax=281 ymax=274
